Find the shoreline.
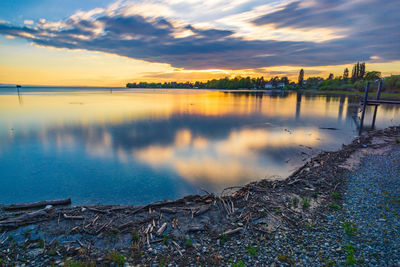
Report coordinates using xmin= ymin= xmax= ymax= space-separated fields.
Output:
xmin=1 ymin=126 xmax=399 ymax=266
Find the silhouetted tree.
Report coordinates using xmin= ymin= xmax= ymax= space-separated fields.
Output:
xmin=281 ymin=76 xmax=289 ymax=85
xmin=298 ymin=69 xmax=304 ymax=86
xmin=327 ymin=73 xmax=334 ymax=80
xmin=359 ymin=62 xmax=366 ymax=79
xmin=343 ymin=68 xmax=349 ymax=80
xmin=364 ymin=71 xmax=381 ymax=81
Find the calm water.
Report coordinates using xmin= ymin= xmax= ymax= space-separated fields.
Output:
xmin=0 ymin=88 xmax=399 ymax=205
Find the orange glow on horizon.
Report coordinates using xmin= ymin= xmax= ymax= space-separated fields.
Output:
xmin=1 ymin=38 xmax=399 ymax=86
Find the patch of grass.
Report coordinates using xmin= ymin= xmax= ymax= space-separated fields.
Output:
xmin=343 ymin=221 xmax=357 ymax=236
xmin=277 ymin=254 xmax=294 ymax=265
xmin=302 ymin=197 xmax=311 ymax=209
xmin=162 ymin=233 xmax=168 ymax=245
xmin=395 ymin=138 xmax=400 ymax=144
xmin=331 ymin=192 xmax=342 ymax=201
xmin=247 ymin=246 xmax=257 ymax=256
xmin=0 ymin=258 xmax=3 ymax=264
xmin=219 ymin=233 xmax=228 ymax=245
xmin=111 ymin=228 xmax=119 ymax=235
xmin=47 ymin=249 xmax=57 ymax=256
xmin=344 ymin=244 xmax=357 ymax=265
xmin=312 ymin=192 xmax=318 ymax=198
xmin=325 ymin=259 xmax=336 ymax=267
xmin=329 ymin=204 xmax=341 ymax=210
xmin=228 ymin=259 xmax=245 ymax=267
xmin=108 ymin=251 xmax=126 ymax=266
xmin=185 ymin=238 xmax=193 ymax=248
xmin=293 ymin=197 xmax=299 ymax=207
xmin=65 ymin=261 xmax=88 ymax=267
xmin=131 ymin=232 xmax=140 ymax=243
xmin=23 ymin=229 xmax=31 ymax=238
xmin=38 ymin=238 xmax=45 ymax=248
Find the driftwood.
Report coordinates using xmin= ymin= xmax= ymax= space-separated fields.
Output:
xmin=221 ymin=227 xmax=243 ymax=236
xmin=0 ymin=205 xmax=54 ymax=226
xmin=160 ymin=207 xmax=178 ymax=214
xmin=194 ymin=205 xmax=210 ymax=216
xmin=63 ymin=214 xmax=84 ymax=220
xmin=156 ymin=222 xmax=167 ymax=236
xmin=4 ymin=198 xmax=71 ymax=211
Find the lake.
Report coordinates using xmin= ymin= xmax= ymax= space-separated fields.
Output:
xmin=0 ymin=88 xmax=399 ymax=205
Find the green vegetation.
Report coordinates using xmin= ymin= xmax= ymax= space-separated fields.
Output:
xmin=131 ymin=232 xmax=140 ymax=243
xmin=302 ymin=197 xmax=311 ymax=208
xmin=127 ymin=62 xmax=400 ymax=93
xmin=329 ymin=204 xmax=341 ymax=210
xmin=277 ymin=254 xmax=294 ymax=265
xmin=65 ymin=261 xmax=91 ymax=267
xmin=23 ymin=229 xmax=31 ymax=238
xmin=343 ymin=221 xmax=357 ymax=236
xmin=344 ymin=244 xmax=357 ymax=265
xmin=128 ymin=75 xmax=290 ymax=90
xmin=395 ymin=138 xmax=400 ymax=144
xmin=298 ymin=68 xmax=304 ymax=86
xmin=108 ymin=251 xmax=126 ymax=266
xmin=162 ymin=233 xmax=168 ymax=245
xmin=38 ymin=238 xmax=45 ymax=248
xmin=293 ymin=197 xmax=299 ymax=207
xmin=219 ymin=233 xmax=228 ymax=245
xmin=228 ymin=259 xmax=246 ymax=267
xmin=47 ymin=249 xmax=57 ymax=256
xmin=185 ymin=238 xmax=193 ymax=248
xmin=331 ymin=192 xmax=342 ymax=201
xmin=312 ymin=192 xmax=318 ymax=198
xmin=247 ymin=246 xmax=257 ymax=256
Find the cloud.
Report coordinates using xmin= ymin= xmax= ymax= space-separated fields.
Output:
xmin=23 ymin=20 xmax=34 ymax=25
xmin=0 ymin=0 xmax=399 ymax=69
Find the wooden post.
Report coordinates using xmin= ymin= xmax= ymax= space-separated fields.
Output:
xmin=359 ymin=82 xmax=370 ymax=135
xmin=371 ymin=80 xmax=383 ymax=128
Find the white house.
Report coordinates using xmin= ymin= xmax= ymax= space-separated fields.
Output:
xmin=264 ymin=83 xmax=273 ymax=89
xmin=276 ymin=82 xmax=285 ymax=88
xmin=265 ymin=82 xmax=285 ymax=89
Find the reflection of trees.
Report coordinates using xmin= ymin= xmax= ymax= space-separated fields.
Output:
xmin=17 ymin=88 xmax=23 ymax=106
xmin=338 ymin=95 xmax=345 ymax=121
xmin=296 ymin=92 xmax=301 ymax=119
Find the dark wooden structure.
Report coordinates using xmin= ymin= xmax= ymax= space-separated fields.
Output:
xmin=359 ymin=80 xmax=400 ymax=135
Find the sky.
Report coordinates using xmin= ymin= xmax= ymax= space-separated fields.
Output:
xmin=0 ymin=0 xmax=399 ymax=86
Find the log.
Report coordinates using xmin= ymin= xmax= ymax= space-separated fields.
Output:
xmin=63 ymin=214 xmax=84 ymax=220
xmin=156 ymin=222 xmax=167 ymax=236
xmin=221 ymin=227 xmax=243 ymax=236
xmin=160 ymin=207 xmax=178 ymax=214
xmin=194 ymin=205 xmax=210 ymax=216
xmin=4 ymin=198 xmax=71 ymax=211
xmin=0 ymin=205 xmax=54 ymax=225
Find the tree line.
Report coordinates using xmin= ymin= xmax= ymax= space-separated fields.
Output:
xmin=298 ymin=62 xmax=399 ymax=92
xmin=127 ymin=76 xmax=292 ymax=90
xmin=127 ymin=62 xmax=400 ymax=92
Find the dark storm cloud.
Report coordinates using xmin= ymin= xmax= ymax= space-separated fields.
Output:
xmin=0 ymin=0 xmax=399 ymax=69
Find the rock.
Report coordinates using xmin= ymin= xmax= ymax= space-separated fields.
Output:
xmin=26 ymin=248 xmax=44 ymax=258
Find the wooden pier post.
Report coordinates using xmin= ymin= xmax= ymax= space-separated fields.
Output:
xmin=359 ymin=82 xmax=370 ymax=135
xmin=371 ymin=80 xmax=383 ymax=129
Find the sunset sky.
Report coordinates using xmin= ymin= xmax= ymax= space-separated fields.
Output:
xmin=0 ymin=0 xmax=399 ymax=86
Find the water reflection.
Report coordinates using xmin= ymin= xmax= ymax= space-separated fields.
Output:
xmin=0 ymin=89 xmax=398 ymax=205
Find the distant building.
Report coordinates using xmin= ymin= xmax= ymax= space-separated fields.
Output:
xmin=383 ymin=75 xmax=400 ymax=80
xmin=265 ymin=83 xmax=273 ymax=89
xmin=265 ymin=82 xmax=285 ymax=89
xmin=276 ymin=82 xmax=285 ymax=88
